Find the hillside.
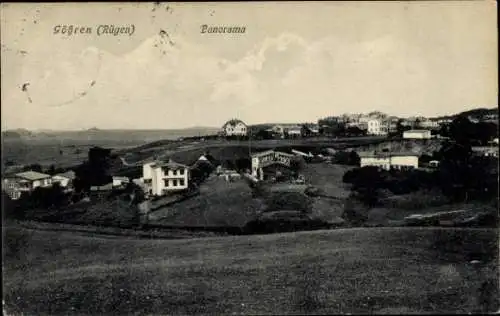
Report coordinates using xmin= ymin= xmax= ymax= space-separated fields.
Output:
xmin=3 ymin=226 xmax=498 ymax=314
xmin=2 ymin=127 xmax=221 ymax=143
xmin=433 ymin=107 xmax=498 ymax=120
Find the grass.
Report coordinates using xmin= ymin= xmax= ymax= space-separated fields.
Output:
xmin=3 ymin=226 xmax=498 ymax=315
xmin=148 ymin=177 xmax=264 ymax=227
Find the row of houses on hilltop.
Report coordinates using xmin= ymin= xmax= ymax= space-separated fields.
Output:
xmin=221 ymin=118 xmax=320 ymax=138
xmin=3 ymin=169 xmax=132 ymax=200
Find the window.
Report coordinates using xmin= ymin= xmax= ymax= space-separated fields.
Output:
xmin=173 ymin=170 xmax=177 ymax=176
xmin=173 ymin=180 xmax=178 ymax=187
xmin=179 ymin=169 xmax=184 ymax=175
xmin=164 ymin=179 xmax=169 ymax=187
xmin=180 ymin=179 xmax=185 ymax=186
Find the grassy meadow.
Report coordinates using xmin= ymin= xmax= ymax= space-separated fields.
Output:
xmin=3 ymin=225 xmax=498 ymax=315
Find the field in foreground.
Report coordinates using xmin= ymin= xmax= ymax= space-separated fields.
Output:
xmin=3 ymin=226 xmax=498 ymax=315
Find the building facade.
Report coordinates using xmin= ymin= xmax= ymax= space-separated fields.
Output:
xmin=419 ymin=119 xmax=440 ymax=130
xmin=51 ymin=170 xmax=76 ymax=191
xmin=142 ymin=159 xmax=189 ymax=196
xmin=251 ymin=150 xmax=295 ymax=180
xmin=472 ymin=146 xmax=499 ymax=158
xmin=403 ymin=129 xmax=432 ymax=139
xmin=359 ymin=152 xmax=419 ymax=170
xmin=3 ymin=171 xmax=53 ymax=200
xmin=222 ymin=119 xmax=248 ymax=137
xmin=367 ymin=119 xmax=388 ymax=136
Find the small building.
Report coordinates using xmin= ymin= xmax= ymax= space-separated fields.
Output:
xmin=251 ymin=150 xmax=296 ymax=180
xmin=271 ymin=125 xmax=286 ymax=138
xmin=419 ymin=119 xmax=440 ymax=130
xmin=112 ymin=176 xmax=130 ymax=188
xmin=90 ymin=183 xmax=114 ymax=192
xmin=142 ymin=159 xmax=190 ymax=196
xmin=471 ymin=146 xmax=499 ymax=158
xmin=3 ymin=171 xmax=53 ymax=200
xmin=367 ymin=119 xmax=388 ymax=136
xmin=358 ymin=151 xmax=420 ymax=170
xmin=52 ymin=170 xmax=76 ymax=189
xmin=221 ymin=119 xmax=248 ymax=137
xmin=286 ymin=126 xmax=302 ymax=138
xmin=403 ymin=129 xmax=432 ymax=140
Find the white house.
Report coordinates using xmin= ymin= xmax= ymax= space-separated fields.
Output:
xmin=358 ymin=151 xmax=419 ymax=170
xmin=222 ymin=119 xmax=248 ymax=137
xmin=112 ymin=176 xmax=130 ymax=188
xmin=251 ymin=150 xmax=295 ymax=180
xmin=3 ymin=171 xmax=53 ymax=200
xmin=403 ymin=129 xmax=432 ymax=140
xmin=419 ymin=119 xmax=440 ymax=130
xmin=286 ymin=126 xmax=302 ymax=138
xmin=472 ymin=146 xmax=499 ymax=158
xmin=367 ymin=119 xmax=388 ymax=136
xmin=52 ymin=170 xmax=76 ymax=190
xmin=142 ymin=159 xmax=189 ymax=196
xmin=271 ymin=125 xmax=286 ymax=138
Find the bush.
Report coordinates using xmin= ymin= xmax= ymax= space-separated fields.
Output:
xmin=265 ymin=192 xmax=312 ymax=213
xmin=333 ymin=151 xmax=360 ymax=166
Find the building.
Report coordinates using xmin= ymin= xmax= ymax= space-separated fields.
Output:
xmin=52 ymin=170 xmax=76 ymax=190
xmin=472 ymin=146 xmax=499 ymax=158
xmin=286 ymin=126 xmax=302 ymax=138
xmin=271 ymin=125 xmax=286 ymax=138
xmin=437 ymin=118 xmax=453 ymax=126
xmin=358 ymin=151 xmax=420 ymax=170
xmin=385 ymin=117 xmax=400 ymax=133
xmin=419 ymin=119 xmax=440 ymax=130
xmin=251 ymin=150 xmax=296 ymax=180
xmin=112 ymin=176 xmax=130 ymax=188
xmin=142 ymin=159 xmax=189 ymax=196
xmin=403 ymin=129 xmax=432 ymax=140
xmin=222 ymin=119 xmax=248 ymax=137
xmin=3 ymin=171 xmax=53 ymax=200
xmin=367 ymin=119 xmax=388 ymax=136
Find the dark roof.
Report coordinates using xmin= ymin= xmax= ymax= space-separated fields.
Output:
xmin=153 ymin=159 xmax=188 ymax=170
xmin=222 ymin=119 xmax=246 ymax=128
xmin=358 ymin=151 xmax=420 ymax=158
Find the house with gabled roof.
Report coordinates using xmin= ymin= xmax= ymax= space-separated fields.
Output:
xmin=141 ymin=158 xmax=190 ymax=196
xmin=222 ymin=118 xmax=248 ymax=137
xmin=2 ymin=170 xmax=53 ymax=200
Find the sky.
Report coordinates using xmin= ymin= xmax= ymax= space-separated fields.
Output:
xmin=1 ymin=1 xmax=497 ymax=131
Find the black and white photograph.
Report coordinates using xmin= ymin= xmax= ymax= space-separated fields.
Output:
xmin=1 ymin=1 xmax=499 ymax=314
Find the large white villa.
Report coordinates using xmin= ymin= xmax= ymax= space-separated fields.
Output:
xmin=142 ymin=159 xmax=190 ymax=196
xmin=221 ymin=119 xmax=248 ymax=137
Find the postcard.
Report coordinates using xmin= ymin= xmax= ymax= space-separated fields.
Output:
xmin=2 ymin=2 xmax=498 ymax=315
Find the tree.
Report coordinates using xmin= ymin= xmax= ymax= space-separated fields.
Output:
xmin=473 ymin=122 xmax=498 ymax=145
xmin=22 ymin=164 xmax=43 ymax=172
xmin=290 ymin=156 xmax=306 ymax=176
xmin=333 ymin=151 xmax=360 ymax=166
xmin=46 ymin=165 xmax=56 ymax=175
xmin=396 ymin=120 xmax=411 ymax=136
xmin=343 ymin=166 xmax=384 ymax=207
xmin=301 ymin=125 xmax=312 ymax=138
xmin=254 ymin=129 xmax=274 ymax=140
xmin=74 ymin=147 xmax=113 ymax=193
xmin=235 ymin=157 xmax=251 ymax=172
xmin=449 ymin=116 xmax=475 ymax=145
xmin=345 ymin=126 xmax=366 ymax=137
